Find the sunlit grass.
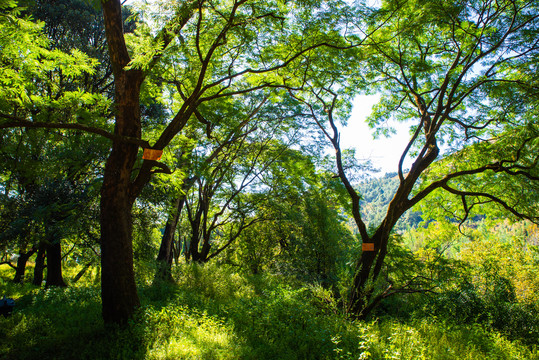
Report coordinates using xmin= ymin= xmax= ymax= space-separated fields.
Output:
xmin=1 ymin=262 xmax=538 ymax=359
xmin=350 ymin=319 xmax=539 ymax=360
xmin=141 ymin=304 xmax=245 ymax=359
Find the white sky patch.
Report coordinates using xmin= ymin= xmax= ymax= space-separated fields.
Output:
xmin=340 ymin=95 xmax=414 ymax=176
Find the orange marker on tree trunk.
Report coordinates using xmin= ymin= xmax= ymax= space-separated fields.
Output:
xmin=142 ymin=149 xmax=163 ymax=161
xmin=362 ymin=243 xmax=375 ymax=252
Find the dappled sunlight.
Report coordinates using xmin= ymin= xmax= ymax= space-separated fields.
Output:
xmin=141 ymin=304 xmax=246 ymax=360
xmin=1 ymin=0 xmax=539 ymax=358
xmin=1 ymin=260 xmax=539 ymax=359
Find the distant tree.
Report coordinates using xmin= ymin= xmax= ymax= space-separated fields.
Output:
xmin=181 ymin=117 xmax=298 ymax=264
xmin=222 ymin=146 xmax=355 ymax=288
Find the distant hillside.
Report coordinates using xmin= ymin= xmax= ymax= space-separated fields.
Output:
xmin=357 ymin=172 xmax=422 ymax=232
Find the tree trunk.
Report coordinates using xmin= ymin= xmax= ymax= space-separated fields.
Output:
xmin=154 ymin=196 xmax=185 ymax=283
xmin=100 ymin=0 xmax=144 ymax=325
xmin=12 ymin=247 xmax=36 ymax=284
xmin=100 ymin=159 xmax=140 ymax=324
xmin=199 ymin=233 xmax=212 ymax=262
xmin=154 ymin=178 xmax=194 ymax=282
xmin=45 ymin=240 xmax=67 ymax=287
xmin=184 ymin=237 xmax=191 ymax=262
xmin=99 ymin=0 xmax=198 ymax=325
xmin=72 ymin=262 xmax=93 ymax=284
xmin=347 ymin=232 xmax=389 ymax=318
xmin=187 ymin=201 xmax=204 ymax=262
xmin=189 ymin=235 xmax=202 ymax=262
xmin=346 ymin=147 xmax=439 ymax=318
xmin=32 ymin=244 xmax=46 ymax=286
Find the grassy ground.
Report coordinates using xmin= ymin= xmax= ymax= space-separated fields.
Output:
xmin=0 ymin=263 xmax=537 ymax=360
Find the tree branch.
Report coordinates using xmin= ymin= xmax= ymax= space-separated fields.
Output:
xmin=0 ymin=115 xmax=150 ymax=147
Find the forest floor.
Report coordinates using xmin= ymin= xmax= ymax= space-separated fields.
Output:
xmin=0 ymin=263 xmax=538 ymax=360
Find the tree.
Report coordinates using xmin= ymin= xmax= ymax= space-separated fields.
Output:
xmin=1 ymin=0 xmax=354 ymax=324
xmin=293 ymin=0 xmax=539 ymax=318
xmin=153 ymin=96 xmax=268 ymax=281
xmin=182 ymin=115 xmax=298 ymax=264
xmin=0 ymin=1 xmax=106 ymax=285
xmin=220 ymin=146 xmax=318 ymax=275
xmin=220 ymin=144 xmax=356 ymax=288
xmin=27 ymin=0 xmax=117 ymax=96
xmin=99 ymin=0 xmax=359 ymax=325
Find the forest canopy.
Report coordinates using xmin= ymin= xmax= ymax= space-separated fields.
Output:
xmin=0 ymin=1 xmax=538 ymax=357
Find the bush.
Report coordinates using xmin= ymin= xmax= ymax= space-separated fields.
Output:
xmin=1 ymin=262 xmax=537 ymax=359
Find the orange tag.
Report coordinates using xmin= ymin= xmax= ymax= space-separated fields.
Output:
xmin=362 ymin=243 xmax=375 ymax=252
xmin=142 ymin=149 xmax=163 ymax=161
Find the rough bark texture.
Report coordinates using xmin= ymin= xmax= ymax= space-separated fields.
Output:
xmin=99 ymin=72 xmax=142 ymax=323
xmin=100 ymin=186 xmax=140 ymax=323
xmin=100 ymin=0 xmax=143 ymax=324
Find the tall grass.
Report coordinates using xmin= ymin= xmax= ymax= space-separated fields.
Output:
xmin=1 ymin=263 xmax=537 ymax=359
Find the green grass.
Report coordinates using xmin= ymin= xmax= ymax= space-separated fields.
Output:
xmin=0 ymin=263 xmax=538 ymax=359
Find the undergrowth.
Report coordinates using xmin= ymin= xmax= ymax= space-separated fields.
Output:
xmin=0 ymin=263 xmax=537 ymax=359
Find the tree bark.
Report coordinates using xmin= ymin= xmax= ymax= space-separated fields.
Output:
xmin=32 ymin=243 xmax=46 ymax=286
xmin=99 ymin=89 xmax=142 ymax=324
xmin=72 ymin=262 xmax=93 ymax=284
xmin=45 ymin=240 xmax=67 ymax=287
xmin=153 ymin=196 xmax=185 ymax=283
xmin=347 ymin=231 xmax=389 ymax=318
xmin=186 ymin=196 xmax=204 ymax=263
xmin=100 ymin=185 xmax=140 ymax=324
xmin=100 ymin=0 xmax=144 ymax=325
xmin=97 ymin=0 xmax=235 ymax=324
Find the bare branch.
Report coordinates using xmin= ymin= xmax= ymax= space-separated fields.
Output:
xmin=441 ymin=183 xmax=538 ymax=222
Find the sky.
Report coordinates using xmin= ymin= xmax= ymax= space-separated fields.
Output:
xmin=339 ymin=95 xmax=414 ymax=176
xmin=120 ymin=1 xmax=411 ymax=176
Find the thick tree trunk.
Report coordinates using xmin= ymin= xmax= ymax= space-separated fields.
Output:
xmin=348 ymin=232 xmax=389 ymax=318
xmin=12 ymin=247 xmax=36 ymax=284
xmin=32 ymin=244 xmax=46 ymax=286
xmin=100 ymin=147 xmax=141 ymax=324
xmin=99 ymin=0 xmax=197 ymax=325
xmin=100 ymin=0 xmax=144 ymax=324
xmin=100 ymin=193 xmax=139 ymax=324
xmin=45 ymin=241 xmax=67 ymax=287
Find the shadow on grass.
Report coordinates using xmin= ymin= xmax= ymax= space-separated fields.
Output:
xmin=136 ymin=266 xmax=353 ymax=360
xmin=2 ymin=264 xmax=538 ymax=360
xmin=0 ymin=285 xmax=147 ymax=360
